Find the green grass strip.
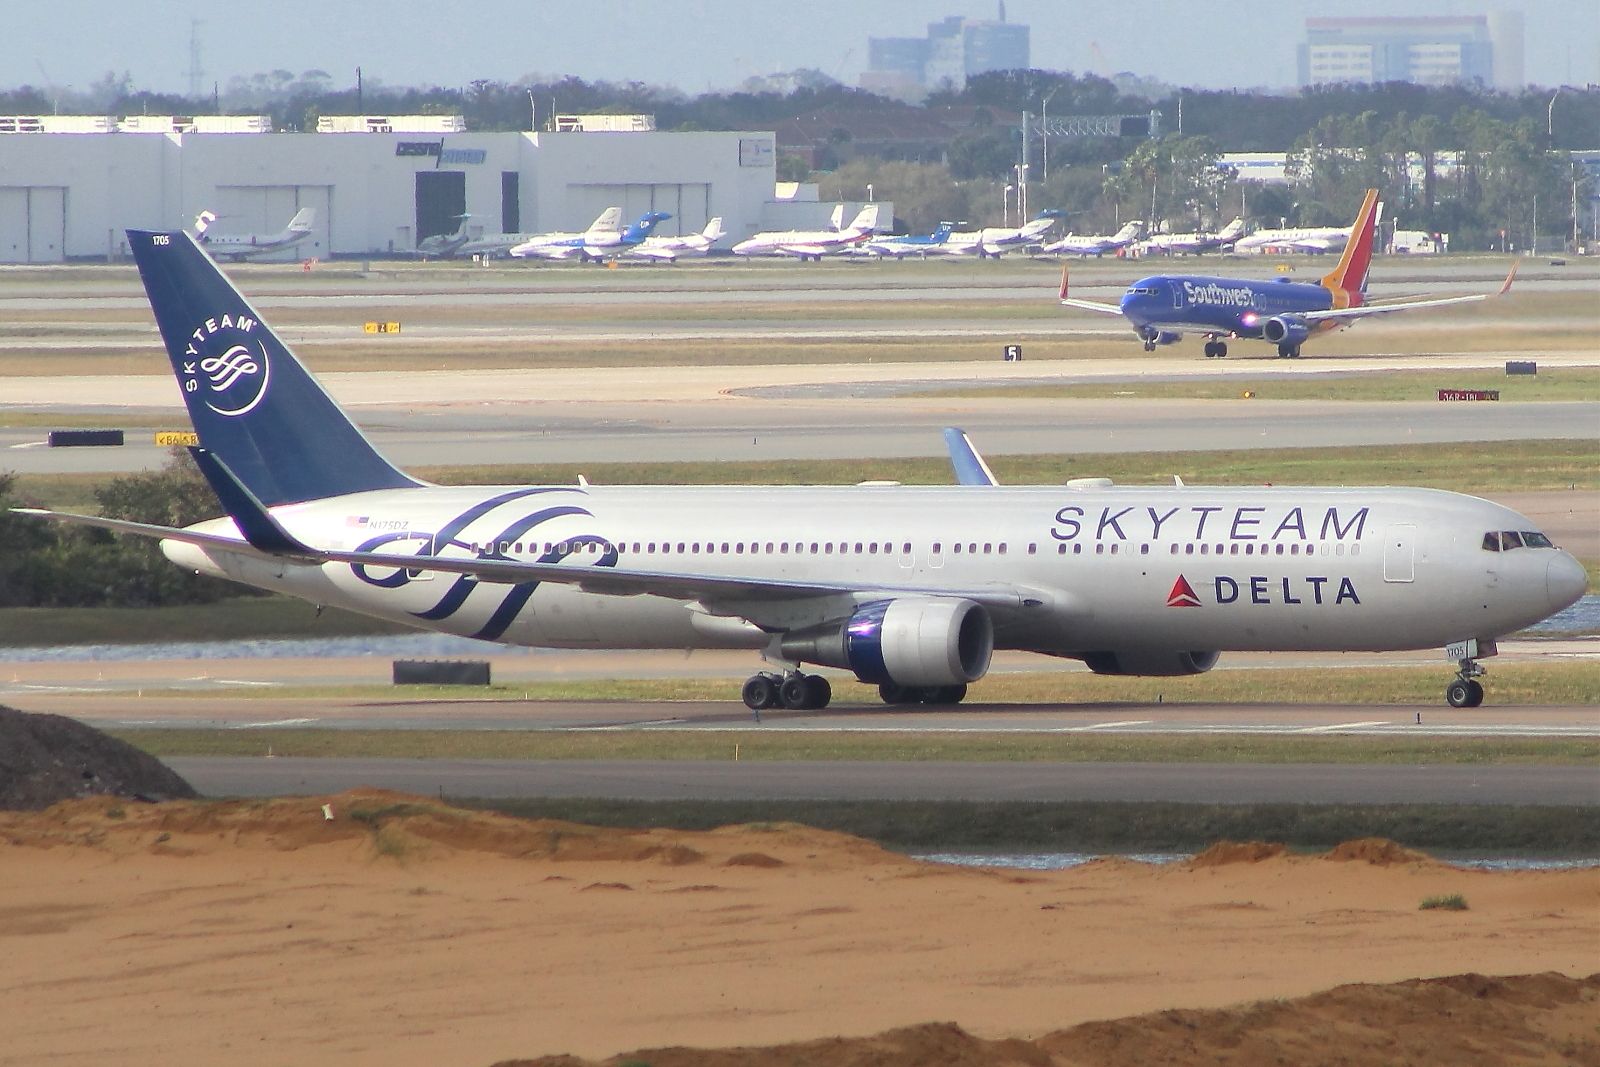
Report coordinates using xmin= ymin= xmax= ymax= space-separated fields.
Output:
xmin=114 ymin=728 xmax=1598 ymax=766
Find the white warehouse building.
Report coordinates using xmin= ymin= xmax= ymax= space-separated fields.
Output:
xmin=0 ymin=120 xmax=781 ymax=262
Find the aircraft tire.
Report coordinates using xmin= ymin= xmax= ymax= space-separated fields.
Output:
xmin=1445 ymin=678 xmax=1485 ymax=708
xmin=879 ymin=682 xmax=912 ymax=705
xmin=1216 ymin=342 xmax=1228 ymax=358
xmin=804 ymin=674 xmax=832 ymax=710
xmin=929 ymin=684 xmax=967 ymax=705
xmin=779 ymin=674 xmax=813 ymax=710
xmin=742 ymin=674 xmax=779 ymax=711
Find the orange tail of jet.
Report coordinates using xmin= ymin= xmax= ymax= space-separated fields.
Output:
xmin=1320 ymin=189 xmax=1380 ymax=309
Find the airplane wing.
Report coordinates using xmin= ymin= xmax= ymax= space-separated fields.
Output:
xmin=777 ymin=243 xmax=831 ymax=257
xmin=627 ymin=246 xmax=680 ymax=261
xmin=1057 ymin=266 xmax=1122 ymax=314
xmin=1300 ymin=261 xmax=1518 ymax=324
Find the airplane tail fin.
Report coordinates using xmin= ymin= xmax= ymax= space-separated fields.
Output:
xmin=193 ymin=210 xmax=218 ymax=238
xmin=828 ymin=204 xmax=846 ymax=230
xmin=585 ymin=207 xmax=623 ymax=236
xmin=1320 ymin=189 xmax=1380 ymax=304
xmin=702 ymin=217 xmax=726 ymax=241
xmin=620 ymin=211 xmax=671 ymax=243
xmin=127 ymin=229 xmax=419 ymax=506
xmin=846 ymin=204 xmax=880 ymax=233
xmin=286 ymin=207 xmax=316 ymax=233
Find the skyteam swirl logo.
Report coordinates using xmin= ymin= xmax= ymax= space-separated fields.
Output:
xmin=180 ymin=312 xmax=271 ymax=417
xmin=203 ymin=345 xmax=259 ymax=391
xmin=349 ymin=488 xmax=616 ymax=642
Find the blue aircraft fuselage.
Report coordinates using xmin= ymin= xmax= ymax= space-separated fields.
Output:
xmin=1120 ymin=274 xmax=1337 ymax=340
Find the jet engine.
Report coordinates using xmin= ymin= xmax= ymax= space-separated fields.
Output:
xmin=1082 ymin=650 xmax=1221 ymax=676
xmin=1261 ymin=316 xmax=1311 ymax=347
xmin=779 ymin=597 xmax=993 ymax=687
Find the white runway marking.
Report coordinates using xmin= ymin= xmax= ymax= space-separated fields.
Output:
xmin=7 ymin=441 xmax=46 ymax=449
xmin=213 ymin=679 xmax=280 ymax=687
xmin=232 ymin=717 xmax=319 ymax=728
xmin=1075 ymin=720 xmax=1156 ymax=731
xmin=1297 ymin=720 xmax=1391 ymax=733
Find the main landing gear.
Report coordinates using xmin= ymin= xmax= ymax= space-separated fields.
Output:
xmin=742 ymin=671 xmax=832 ymax=711
xmin=1203 ymin=339 xmax=1229 ymax=358
xmin=1275 ymin=342 xmax=1302 ymax=358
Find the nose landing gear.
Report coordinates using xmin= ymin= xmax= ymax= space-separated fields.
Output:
xmin=1445 ymin=657 xmax=1487 ymax=708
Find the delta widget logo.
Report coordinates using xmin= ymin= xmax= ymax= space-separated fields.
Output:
xmin=1166 ymin=575 xmax=1202 ymax=608
xmin=180 ymin=312 xmax=270 ymax=417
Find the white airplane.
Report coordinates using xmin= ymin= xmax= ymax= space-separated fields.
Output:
xmin=1234 ymin=220 xmax=1358 ymax=255
xmin=193 ymin=208 xmax=316 ymax=261
xmin=414 ymin=214 xmax=473 ymax=259
xmin=510 ymin=210 xmax=670 ymax=261
xmin=625 ymin=218 xmax=726 ymax=262
xmin=731 ymin=205 xmax=881 ymax=261
xmin=1039 ymin=220 xmax=1145 ymax=257
xmin=1137 ymin=217 xmax=1245 ymax=256
xmin=930 ymin=210 xmax=1067 ymax=258
xmin=14 ymin=227 xmax=1586 ymax=713
xmin=857 ymin=221 xmax=957 ymax=258
xmin=470 ymin=207 xmax=614 ymax=262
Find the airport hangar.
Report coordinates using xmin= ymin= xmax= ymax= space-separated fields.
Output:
xmin=0 ymin=117 xmax=869 ymax=263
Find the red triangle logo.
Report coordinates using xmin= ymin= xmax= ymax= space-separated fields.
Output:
xmin=1167 ymin=574 xmax=1202 ymax=607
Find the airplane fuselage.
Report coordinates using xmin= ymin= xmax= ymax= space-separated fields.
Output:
xmin=164 ymin=483 xmax=1578 ymax=660
xmin=1121 ymin=274 xmax=1345 ymax=341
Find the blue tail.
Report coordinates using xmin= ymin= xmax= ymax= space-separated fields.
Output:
xmin=127 ymin=229 xmax=420 ymax=506
xmin=619 ymin=211 xmax=671 ymax=244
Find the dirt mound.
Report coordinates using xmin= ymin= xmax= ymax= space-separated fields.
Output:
xmin=498 ymin=973 xmax=1600 ymax=1067
xmin=0 ymin=705 xmax=195 ymax=810
xmin=1322 ymin=837 xmax=1433 ymax=865
xmin=493 ymin=1022 xmax=1054 ymax=1067
xmin=0 ymin=789 xmax=906 ymax=871
xmin=1186 ymin=840 xmax=1288 ymax=867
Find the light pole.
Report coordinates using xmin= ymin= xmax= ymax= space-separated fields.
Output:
xmin=1003 ymin=184 xmax=1014 ymax=227
xmin=1015 ymin=164 xmax=1029 ymax=222
xmin=866 ymin=183 xmax=873 ymax=202
xmin=1548 ymin=87 xmax=1562 ymax=140
xmin=1040 ymin=87 xmax=1059 ymax=184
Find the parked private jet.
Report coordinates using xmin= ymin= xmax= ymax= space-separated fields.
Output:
xmin=731 ymin=205 xmax=881 ymax=260
xmin=193 ymin=208 xmax=316 ymax=261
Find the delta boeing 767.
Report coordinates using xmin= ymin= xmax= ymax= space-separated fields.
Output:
xmin=14 ymin=229 xmax=1584 ymax=710
xmin=1062 ymin=189 xmax=1516 ymax=357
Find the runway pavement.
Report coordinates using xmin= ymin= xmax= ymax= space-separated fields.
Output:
xmin=162 ymin=755 xmax=1600 ymax=806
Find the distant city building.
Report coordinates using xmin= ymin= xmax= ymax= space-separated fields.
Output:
xmin=1297 ymin=14 xmax=1523 ymax=90
xmin=862 ymin=7 xmax=1029 ymax=97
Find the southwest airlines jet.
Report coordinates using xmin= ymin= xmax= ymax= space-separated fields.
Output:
xmin=14 ymin=230 xmax=1583 ymax=711
xmin=1062 ymin=189 xmax=1517 ymax=358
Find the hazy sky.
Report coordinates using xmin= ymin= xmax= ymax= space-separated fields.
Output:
xmin=9 ymin=0 xmax=1596 ymax=99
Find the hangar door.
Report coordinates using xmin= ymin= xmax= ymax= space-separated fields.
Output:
xmin=0 ymin=186 xmax=66 ymax=263
xmin=212 ymin=185 xmax=331 ymax=260
xmin=569 ymin=183 xmax=710 ymax=237
xmin=415 ymin=171 xmax=466 ymax=244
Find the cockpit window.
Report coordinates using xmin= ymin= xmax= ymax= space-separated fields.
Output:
xmin=1482 ymin=530 xmax=1554 ymax=551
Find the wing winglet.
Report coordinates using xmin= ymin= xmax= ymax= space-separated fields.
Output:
xmin=943 ymin=427 xmax=1000 ymax=486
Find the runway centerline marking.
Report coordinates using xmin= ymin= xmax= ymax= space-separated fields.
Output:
xmin=1297 ymin=720 xmax=1391 ymax=733
xmin=1077 ymin=720 xmax=1155 ymax=731
xmin=231 ymin=717 xmax=320 ymax=729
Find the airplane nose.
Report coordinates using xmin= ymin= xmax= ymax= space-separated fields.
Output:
xmin=1546 ymin=552 xmax=1588 ymax=612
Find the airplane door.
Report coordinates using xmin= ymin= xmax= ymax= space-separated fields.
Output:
xmin=1170 ymin=282 xmax=1186 ymax=309
xmin=1383 ymin=524 xmax=1416 ymax=583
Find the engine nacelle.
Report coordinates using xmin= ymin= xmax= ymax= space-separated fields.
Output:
xmin=780 ymin=597 xmax=994 ymax=687
xmin=1082 ymin=650 xmax=1221 ymax=677
xmin=1261 ymin=316 xmax=1310 ymax=346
